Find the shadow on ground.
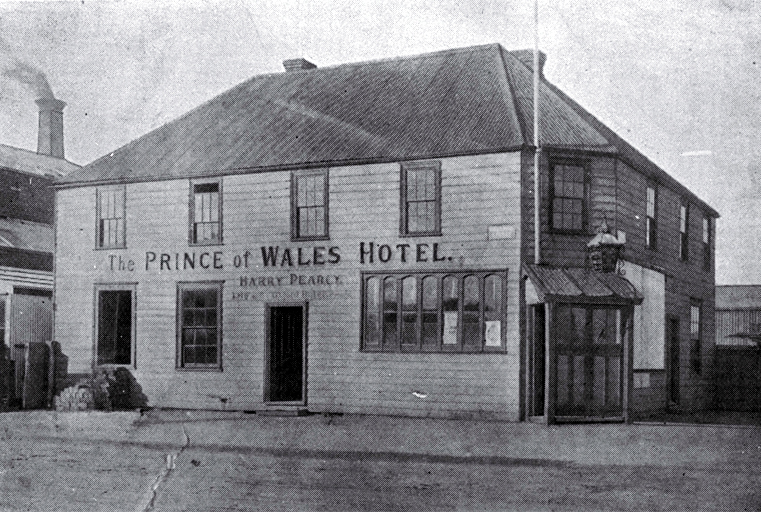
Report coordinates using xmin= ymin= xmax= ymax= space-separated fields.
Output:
xmin=637 ymin=410 xmax=761 ymax=426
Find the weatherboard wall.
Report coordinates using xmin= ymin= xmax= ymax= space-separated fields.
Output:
xmin=54 ymin=152 xmax=523 ymax=419
xmin=520 ymin=150 xmax=716 ymax=415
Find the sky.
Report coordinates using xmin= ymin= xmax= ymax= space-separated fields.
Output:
xmin=0 ymin=0 xmax=758 ymax=284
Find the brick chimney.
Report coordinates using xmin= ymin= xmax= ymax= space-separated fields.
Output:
xmin=283 ymin=58 xmax=317 ymax=72
xmin=35 ymin=97 xmax=66 ymax=159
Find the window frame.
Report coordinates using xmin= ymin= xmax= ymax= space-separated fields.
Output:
xmin=176 ymin=281 xmax=223 ymax=371
xmin=690 ymin=299 xmax=702 ymax=375
xmin=549 ymin=158 xmax=590 ymax=234
xmin=680 ymin=202 xmax=689 ymax=261
xmin=291 ymin=169 xmax=329 ymax=241
xmin=93 ymin=283 xmax=137 ymax=368
xmin=95 ymin=185 xmax=126 ymax=249
xmin=189 ymin=179 xmax=223 ymax=246
xmin=646 ymin=184 xmax=657 ymax=250
xmin=361 ymin=269 xmax=508 ymax=353
xmin=400 ymin=161 xmax=442 ymax=237
xmin=702 ymin=215 xmax=711 ymax=272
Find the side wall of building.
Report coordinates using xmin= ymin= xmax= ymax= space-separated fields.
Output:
xmin=55 ymin=152 xmax=523 ymax=419
xmin=521 ymin=151 xmax=716 ymax=415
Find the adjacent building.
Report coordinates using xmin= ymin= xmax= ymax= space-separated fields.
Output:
xmin=1 ymin=98 xmax=79 ymax=408
xmin=53 ymin=44 xmax=717 ymax=422
xmin=714 ymin=285 xmax=760 ymax=411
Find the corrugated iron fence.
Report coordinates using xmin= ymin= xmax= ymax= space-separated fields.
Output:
xmin=714 ymin=346 xmax=761 ymax=412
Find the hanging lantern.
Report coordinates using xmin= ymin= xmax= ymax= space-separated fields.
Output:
xmin=587 ymin=220 xmax=624 ymax=272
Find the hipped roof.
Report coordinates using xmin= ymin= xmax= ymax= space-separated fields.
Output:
xmin=56 ymin=44 xmax=716 ymax=215
xmin=524 ymin=264 xmax=643 ymax=305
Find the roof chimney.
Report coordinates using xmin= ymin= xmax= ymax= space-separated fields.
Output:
xmin=512 ymin=49 xmax=547 ymax=77
xmin=283 ymin=58 xmax=317 ymax=72
xmin=36 ymin=97 xmax=66 ymax=159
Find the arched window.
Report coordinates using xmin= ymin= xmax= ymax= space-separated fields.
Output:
xmin=364 ymin=277 xmax=380 ymax=349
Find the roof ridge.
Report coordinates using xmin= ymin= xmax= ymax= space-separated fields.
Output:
xmin=496 ymin=45 xmax=528 ymax=147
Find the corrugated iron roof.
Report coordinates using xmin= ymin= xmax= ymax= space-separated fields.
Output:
xmin=0 ymin=217 xmax=53 ymax=253
xmin=716 ymin=285 xmax=761 ymax=309
xmin=0 ymin=144 xmax=79 ymax=178
xmin=524 ymin=264 xmax=643 ymax=304
xmin=55 ymin=43 xmax=717 ymax=216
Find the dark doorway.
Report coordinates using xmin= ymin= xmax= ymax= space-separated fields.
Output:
xmin=97 ymin=290 xmax=133 ymax=366
xmin=266 ymin=305 xmax=305 ymax=403
xmin=667 ymin=316 xmax=680 ymax=406
xmin=529 ymin=304 xmax=545 ymax=417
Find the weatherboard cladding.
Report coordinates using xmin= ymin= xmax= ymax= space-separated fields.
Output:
xmin=57 ymin=43 xmax=716 ymax=217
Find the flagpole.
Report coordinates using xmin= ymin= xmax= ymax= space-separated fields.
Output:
xmin=533 ymin=0 xmax=541 ymax=265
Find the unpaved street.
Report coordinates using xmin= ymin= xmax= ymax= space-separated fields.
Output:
xmin=0 ymin=411 xmax=759 ymax=511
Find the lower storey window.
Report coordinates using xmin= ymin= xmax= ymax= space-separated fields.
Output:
xmin=178 ymin=282 xmax=222 ymax=369
xmin=362 ymin=270 xmax=507 ymax=352
xmin=96 ymin=287 xmax=135 ymax=366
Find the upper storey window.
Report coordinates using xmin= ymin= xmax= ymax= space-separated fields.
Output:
xmin=96 ymin=186 xmax=126 ymax=249
xmin=190 ymin=181 xmax=222 ymax=245
xmin=646 ymin=185 xmax=657 ymax=250
xmin=292 ymin=170 xmax=328 ymax=240
xmin=702 ymin=215 xmax=711 ymax=271
xmin=550 ymin=161 xmax=588 ymax=233
xmin=401 ymin=161 xmax=441 ymax=236
xmin=680 ymin=203 xmax=689 ymax=261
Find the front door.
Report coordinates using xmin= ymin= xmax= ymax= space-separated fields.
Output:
xmin=266 ymin=305 xmax=305 ymax=403
xmin=667 ymin=316 xmax=680 ymax=407
xmin=554 ymin=305 xmax=624 ymax=420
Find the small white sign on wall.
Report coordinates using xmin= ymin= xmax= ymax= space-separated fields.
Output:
xmin=487 ymin=225 xmax=516 ymax=240
xmin=485 ymin=320 xmax=501 ymax=347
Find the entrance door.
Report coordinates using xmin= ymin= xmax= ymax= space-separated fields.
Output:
xmin=266 ymin=305 xmax=305 ymax=403
xmin=554 ymin=305 xmax=624 ymax=419
xmin=528 ymin=304 xmax=546 ymax=417
xmin=667 ymin=316 xmax=680 ymax=407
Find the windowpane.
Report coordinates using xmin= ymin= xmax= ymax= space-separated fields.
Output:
xmin=362 ymin=272 xmax=506 ymax=353
xmin=442 ymin=276 xmax=459 ymax=346
xmin=463 ymin=276 xmax=480 ymax=348
xmin=403 ymin=164 xmax=440 ymax=235
xmin=703 ymin=217 xmax=709 ymax=244
xmin=192 ymin=183 xmax=221 ymax=244
xmin=364 ymin=277 xmax=381 ymax=348
xmin=401 ymin=276 xmax=417 ymax=346
xmin=97 ymin=187 xmax=125 ymax=248
xmin=179 ymin=285 xmax=221 ymax=367
xmin=551 ymin=162 xmax=586 ymax=231
xmin=383 ymin=277 xmax=398 ymax=348
xmin=422 ymin=276 xmax=438 ymax=347
xmin=294 ymin=172 xmax=327 ymax=238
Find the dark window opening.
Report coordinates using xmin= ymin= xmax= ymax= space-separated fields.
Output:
xmin=680 ymin=203 xmax=689 ymax=261
xmin=646 ymin=185 xmax=657 ymax=249
xmin=690 ymin=301 xmax=702 ymax=375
